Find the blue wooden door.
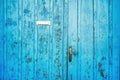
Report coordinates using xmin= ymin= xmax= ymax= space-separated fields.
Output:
xmin=0 ymin=0 xmax=120 ymax=80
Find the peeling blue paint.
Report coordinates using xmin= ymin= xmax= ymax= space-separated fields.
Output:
xmin=0 ymin=0 xmax=120 ymax=80
xmin=24 ymin=9 xmax=30 ymax=14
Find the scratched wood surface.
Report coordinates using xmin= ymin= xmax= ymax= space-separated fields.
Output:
xmin=3 ymin=0 xmax=19 ymax=79
xmin=0 ymin=0 xmax=4 ymax=79
xmin=0 ymin=0 xmax=120 ymax=80
xmin=35 ymin=0 xmax=50 ymax=79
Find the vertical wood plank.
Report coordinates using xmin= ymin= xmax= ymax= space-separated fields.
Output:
xmin=68 ymin=0 xmax=78 ymax=79
xmin=78 ymin=0 xmax=82 ymax=80
xmin=112 ymin=0 xmax=120 ymax=80
xmin=4 ymin=0 xmax=10 ymax=79
xmin=35 ymin=0 xmax=50 ymax=79
xmin=95 ymin=0 xmax=109 ymax=80
xmin=63 ymin=0 xmax=69 ymax=80
xmin=49 ymin=0 xmax=53 ymax=79
xmin=3 ymin=0 xmax=7 ymax=79
xmin=18 ymin=0 xmax=22 ymax=79
xmin=52 ymin=0 xmax=64 ymax=79
xmin=0 ymin=0 xmax=4 ymax=79
xmin=34 ymin=0 xmax=37 ymax=79
xmin=21 ymin=0 xmax=35 ymax=79
xmin=80 ymin=0 xmax=94 ymax=80
xmin=93 ymin=0 xmax=97 ymax=79
xmin=5 ymin=0 xmax=19 ymax=79
xmin=108 ymin=0 xmax=113 ymax=79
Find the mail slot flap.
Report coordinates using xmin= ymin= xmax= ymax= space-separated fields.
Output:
xmin=36 ymin=21 xmax=51 ymax=26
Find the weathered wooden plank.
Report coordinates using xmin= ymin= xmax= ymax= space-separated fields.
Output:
xmin=0 ymin=0 xmax=4 ymax=80
xmin=3 ymin=0 xmax=7 ymax=79
xmin=4 ymin=0 xmax=10 ymax=79
xmin=49 ymin=0 xmax=53 ymax=80
xmin=52 ymin=0 xmax=64 ymax=79
xmin=108 ymin=0 xmax=113 ymax=80
xmin=78 ymin=0 xmax=82 ymax=79
xmin=112 ymin=0 xmax=120 ymax=80
xmin=4 ymin=0 xmax=19 ymax=79
xmin=95 ymin=0 xmax=109 ymax=80
xmin=35 ymin=0 xmax=50 ymax=79
xmin=80 ymin=0 xmax=94 ymax=80
xmin=21 ymin=0 xmax=35 ymax=79
xmin=34 ymin=0 xmax=37 ymax=79
xmin=62 ymin=0 xmax=69 ymax=80
xmin=93 ymin=0 xmax=98 ymax=80
xmin=18 ymin=0 xmax=22 ymax=79
xmin=68 ymin=0 xmax=78 ymax=79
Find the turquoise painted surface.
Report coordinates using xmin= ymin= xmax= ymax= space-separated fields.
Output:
xmin=0 ymin=0 xmax=120 ymax=80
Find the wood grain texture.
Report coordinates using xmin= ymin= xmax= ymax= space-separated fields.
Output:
xmin=80 ymin=0 xmax=94 ymax=80
xmin=35 ymin=0 xmax=50 ymax=79
xmin=0 ymin=0 xmax=120 ymax=80
xmin=68 ymin=0 xmax=78 ymax=79
xmin=21 ymin=0 xmax=35 ymax=79
xmin=52 ymin=0 xmax=64 ymax=79
xmin=112 ymin=0 xmax=120 ymax=80
xmin=0 ymin=0 xmax=4 ymax=79
xmin=5 ymin=0 xmax=19 ymax=79
xmin=95 ymin=0 xmax=109 ymax=80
